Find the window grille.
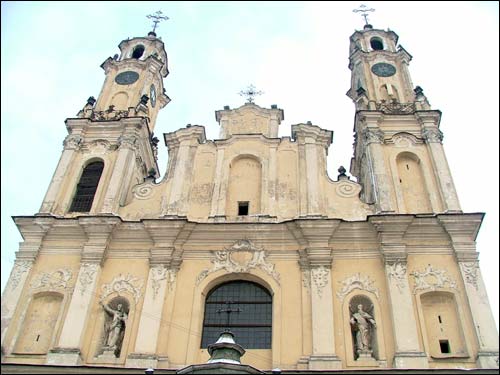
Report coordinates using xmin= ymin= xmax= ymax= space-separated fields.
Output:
xmin=69 ymin=161 xmax=104 ymax=212
xmin=201 ymin=281 xmax=272 ymax=349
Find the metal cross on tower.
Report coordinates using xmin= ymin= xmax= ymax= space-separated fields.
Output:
xmin=239 ymin=84 xmax=264 ymax=104
xmin=147 ymin=10 xmax=169 ymax=33
xmin=353 ymin=4 xmax=375 ymax=26
xmin=217 ymin=301 xmax=242 ymax=328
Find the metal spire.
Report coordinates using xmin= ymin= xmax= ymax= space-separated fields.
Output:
xmin=146 ymin=10 xmax=169 ymax=33
xmin=353 ymin=4 xmax=375 ymax=26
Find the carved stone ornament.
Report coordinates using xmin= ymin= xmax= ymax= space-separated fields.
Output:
xmin=422 ymin=128 xmax=443 ymax=143
xmin=386 ymin=261 xmax=407 ymax=292
xmin=335 ymin=181 xmax=360 ymax=198
xmin=101 ymin=273 xmax=144 ymax=304
xmin=311 ymin=266 xmax=330 ymax=298
xmin=337 ymin=273 xmax=380 ymax=301
xmin=9 ymin=261 xmax=32 ymax=291
xmin=77 ymin=262 xmax=99 ymax=296
xmin=118 ymin=135 xmax=138 ymax=150
xmin=376 ymin=101 xmax=416 ymax=115
xmin=410 ymin=264 xmax=457 ymax=294
xmin=30 ymin=268 xmax=73 ymax=290
xmin=132 ymin=180 xmax=156 ymax=200
xmin=362 ymin=128 xmax=384 ymax=146
xmin=63 ymin=134 xmax=82 ymax=150
xmin=89 ymin=106 xmax=130 ymax=121
xmin=459 ymin=262 xmax=479 ymax=291
xmin=196 ymin=239 xmax=280 ymax=286
xmin=150 ymin=266 xmax=177 ymax=299
xmin=302 ymin=269 xmax=311 ymax=292
xmin=80 ymin=139 xmax=118 ymax=154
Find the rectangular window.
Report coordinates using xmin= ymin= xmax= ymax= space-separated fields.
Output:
xmin=238 ymin=202 xmax=249 ymax=216
xmin=439 ymin=339 xmax=450 ymax=354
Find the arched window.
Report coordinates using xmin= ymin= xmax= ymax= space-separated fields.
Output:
xmin=370 ymin=37 xmax=384 ymax=50
xmin=201 ymin=281 xmax=272 ymax=349
xmin=69 ymin=161 xmax=104 ymax=212
xmin=132 ymin=45 xmax=145 ymax=59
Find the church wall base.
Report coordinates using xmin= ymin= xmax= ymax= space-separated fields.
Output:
xmin=125 ymin=353 xmax=158 ymax=369
xmin=393 ymin=351 xmax=429 ymax=368
xmin=477 ymin=351 xmax=499 ymax=369
xmin=46 ymin=347 xmax=82 ymax=366
xmin=308 ymin=354 xmax=342 ymax=369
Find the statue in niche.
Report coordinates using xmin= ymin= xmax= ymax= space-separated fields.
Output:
xmin=100 ymin=299 xmax=128 ymax=357
xmin=350 ymin=303 xmax=376 ymax=358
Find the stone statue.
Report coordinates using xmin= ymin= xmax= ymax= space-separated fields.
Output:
xmin=100 ymin=301 xmax=127 ymax=352
xmin=350 ymin=304 xmax=376 ymax=355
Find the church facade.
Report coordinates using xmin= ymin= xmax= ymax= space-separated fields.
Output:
xmin=1 ymin=20 xmax=498 ymax=373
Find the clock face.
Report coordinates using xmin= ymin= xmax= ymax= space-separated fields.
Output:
xmin=115 ymin=71 xmax=139 ymax=85
xmin=150 ymin=84 xmax=156 ymax=107
xmin=371 ymin=63 xmax=396 ymax=77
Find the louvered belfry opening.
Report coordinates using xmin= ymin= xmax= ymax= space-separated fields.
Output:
xmin=69 ymin=161 xmax=104 ymax=212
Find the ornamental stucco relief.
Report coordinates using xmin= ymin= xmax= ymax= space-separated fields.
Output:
xmin=337 ymin=273 xmax=380 ymax=301
xmin=31 ymin=268 xmax=73 ymax=290
xmin=459 ymin=262 xmax=479 ymax=291
xmin=311 ymin=266 xmax=330 ymax=298
xmin=386 ymin=261 xmax=407 ymax=292
xmin=410 ymin=264 xmax=456 ymax=294
xmin=150 ymin=265 xmax=177 ymax=299
xmin=9 ymin=261 xmax=32 ymax=291
xmin=101 ymin=273 xmax=144 ymax=304
xmin=132 ymin=180 xmax=156 ymax=200
xmin=196 ymin=239 xmax=280 ymax=285
xmin=77 ymin=262 xmax=99 ymax=296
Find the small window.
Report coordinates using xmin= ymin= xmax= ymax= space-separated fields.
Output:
xmin=238 ymin=202 xmax=249 ymax=216
xmin=370 ymin=37 xmax=384 ymax=50
xmin=132 ymin=45 xmax=145 ymax=59
xmin=439 ymin=339 xmax=450 ymax=354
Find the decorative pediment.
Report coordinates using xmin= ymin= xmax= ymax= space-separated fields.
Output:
xmin=196 ymin=239 xmax=280 ymax=285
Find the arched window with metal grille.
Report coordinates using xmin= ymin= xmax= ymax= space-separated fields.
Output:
xmin=201 ymin=281 xmax=272 ymax=349
xmin=69 ymin=161 xmax=104 ymax=212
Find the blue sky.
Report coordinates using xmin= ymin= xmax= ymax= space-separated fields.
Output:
xmin=1 ymin=1 xmax=499 ymax=330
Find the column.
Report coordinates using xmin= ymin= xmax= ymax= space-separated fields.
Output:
xmin=47 ymin=217 xmax=118 ymax=365
xmin=209 ymin=148 xmax=226 ymax=217
xmin=39 ymin=134 xmax=82 ymax=213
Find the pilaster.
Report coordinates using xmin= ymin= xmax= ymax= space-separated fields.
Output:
xmin=39 ymin=133 xmax=83 ymax=214
xmin=357 ymin=112 xmax=395 ymax=213
xmin=370 ymin=216 xmax=428 ymax=368
xmin=47 ymin=217 xmax=119 ymax=365
xmin=417 ymin=111 xmax=461 ymax=213
xmin=292 ymin=124 xmax=333 ymax=217
xmin=163 ymin=126 xmax=206 ymax=216
xmin=295 ymin=220 xmax=342 ymax=369
xmin=438 ymin=214 xmax=498 ymax=368
xmin=2 ymin=217 xmax=54 ymax=346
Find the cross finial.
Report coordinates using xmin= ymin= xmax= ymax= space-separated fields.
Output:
xmin=353 ymin=4 xmax=375 ymax=26
xmin=217 ymin=301 xmax=241 ymax=327
xmin=238 ymin=84 xmax=264 ymax=104
xmin=146 ymin=10 xmax=169 ymax=33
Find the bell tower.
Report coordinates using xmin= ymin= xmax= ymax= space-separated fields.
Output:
xmin=347 ymin=13 xmax=461 ymax=214
xmin=39 ymin=13 xmax=170 ymax=216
